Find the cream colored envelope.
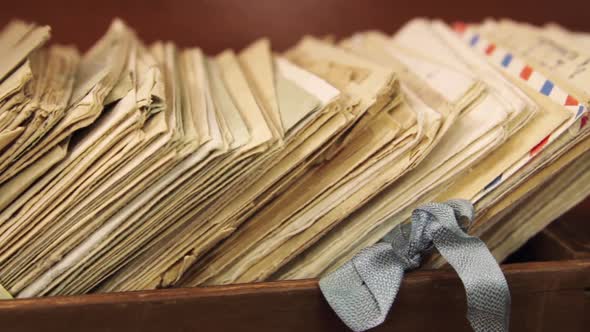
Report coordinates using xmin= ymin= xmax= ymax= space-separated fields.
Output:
xmin=399 ymin=19 xmax=535 ymax=134
xmin=24 ymin=40 xmax=242 ymax=297
xmin=127 ymin=63 xmax=337 ymax=287
xmin=385 ymin=20 xmax=549 ymax=204
xmin=89 ymin=45 xmax=277 ymax=292
xmin=0 ymin=21 xmax=131 ymax=189
xmin=178 ymin=38 xmax=401 ymax=287
xmin=0 ymin=20 xmax=50 ymax=83
xmin=482 ymin=141 xmax=590 ymax=263
xmin=0 ymin=21 xmax=133 ymax=266
xmin=234 ymin=86 xmax=441 ymax=283
xmin=3 ymin=31 xmax=130 ymax=256
xmin=490 ymin=20 xmax=590 ymax=103
xmin=0 ymin=46 xmax=79 ymax=184
xmin=350 ymin=17 xmax=585 ymax=274
xmin=145 ymin=60 xmax=342 ymax=290
xmin=454 ymin=20 xmax=585 ymax=200
xmin=60 ymin=42 xmax=276 ymax=294
xmin=0 ymin=82 xmax=139 ymax=265
xmin=1 ymin=30 xmax=160 ymax=297
xmin=543 ymin=23 xmax=590 ymax=54
xmin=0 ymin=141 xmax=67 ymax=211
xmin=186 ymin=33 xmax=420 ymax=284
xmin=0 ymin=57 xmax=42 ymax=156
xmin=159 ymin=62 xmax=338 ymax=287
xmin=6 ymin=77 xmax=166 ymax=296
xmin=426 ymin=128 xmax=590 ymax=269
xmin=270 ymin=30 xmax=510 ymax=279
xmin=275 ymin=85 xmax=440 ymax=280
xmin=239 ymin=39 xmax=283 ymax=137
xmin=416 ymin=21 xmax=559 ymax=202
xmin=40 ymin=48 xmax=232 ymax=295
xmin=0 ymin=127 xmax=24 ymax=153
xmin=0 ymin=61 xmax=32 ymax=132
xmin=204 ymin=110 xmax=406 ymax=285
xmin=99 ymin=48 xmax=338 ymax=290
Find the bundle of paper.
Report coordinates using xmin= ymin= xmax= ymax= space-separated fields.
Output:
xmin=0 ymin=21 xmax=59 ymax=206
xmin=71 ymin=41 xmax=339 ymax=294
xmin=0 ymin=20 xmax=405 ymax=296
xmin=267 ymin=19 xmax=590 ymax=280
xmin=98 ymin=37 xmax=403 ymax=292
xmin=179 ymin=22 xmax=515 ymax=284
xmin=0 ymin=20 xmax=164 ymax=297
xmin=0 ymin=17 xmax=588 ymax=298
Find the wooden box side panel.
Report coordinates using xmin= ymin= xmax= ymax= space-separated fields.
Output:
xmin=0 ymin=260 xmax=587 ymax=332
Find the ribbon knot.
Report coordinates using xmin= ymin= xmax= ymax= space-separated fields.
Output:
xmin=320 ymin=199 xmax=510 ymax=332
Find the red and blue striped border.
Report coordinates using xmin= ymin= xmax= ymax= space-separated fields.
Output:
xmin=452 ymin=21 xmax=588 ymax=196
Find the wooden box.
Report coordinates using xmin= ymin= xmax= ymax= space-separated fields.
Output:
xmin=0 ymin=223 xmax=588 ymax=332
xmin=0 ymin=1 xmax=589 ymax=331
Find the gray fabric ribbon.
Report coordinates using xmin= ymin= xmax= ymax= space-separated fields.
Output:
xmin=319 ymin=199 xmax=511 ymax=332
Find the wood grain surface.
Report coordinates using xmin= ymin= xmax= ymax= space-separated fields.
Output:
xmin=0 ymin=260 xmax=588 ymax=331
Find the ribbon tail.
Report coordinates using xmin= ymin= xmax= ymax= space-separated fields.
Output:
xmin=320 ymin=243 xmax=405 ymax=331
xmin=433 ymin=202 xmax=511 ymax=332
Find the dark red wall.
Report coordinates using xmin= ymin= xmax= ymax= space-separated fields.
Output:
xmin=2 ymin=0 xmax=590 ymax=53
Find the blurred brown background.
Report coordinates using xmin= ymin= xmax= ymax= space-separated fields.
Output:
xmin=2 ymin=0 xmax=590 ymax=52
xmin=2 ymin=0 xmax=590 ymax=221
